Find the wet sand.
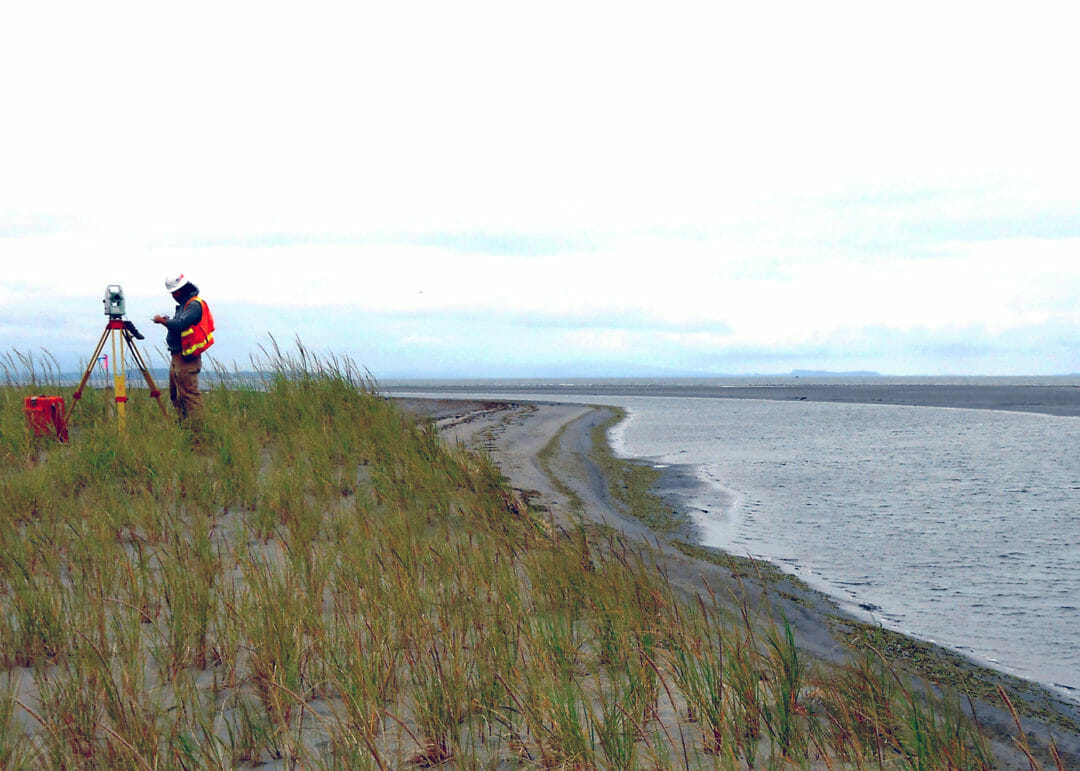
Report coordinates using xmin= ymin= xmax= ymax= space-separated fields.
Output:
xmin=397 ymin=394 xmax=1080 ymax=768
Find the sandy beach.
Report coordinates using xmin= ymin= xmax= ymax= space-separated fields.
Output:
xmin=398 ymin=395 xmax=1080 ymax=769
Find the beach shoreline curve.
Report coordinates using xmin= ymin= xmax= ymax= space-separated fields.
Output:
xmin=396 ymin=394 xmax=1080 ymax=768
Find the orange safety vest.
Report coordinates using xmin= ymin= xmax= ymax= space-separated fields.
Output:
xmin=180 ymin=296 xmax=216 ymax=356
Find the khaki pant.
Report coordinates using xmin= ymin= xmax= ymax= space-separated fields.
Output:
xmin=169 ymin=353 xmax=203 ymax=420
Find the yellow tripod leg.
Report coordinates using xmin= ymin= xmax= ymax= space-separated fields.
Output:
xmin=112 ymin=327 xmax=128 ymax=431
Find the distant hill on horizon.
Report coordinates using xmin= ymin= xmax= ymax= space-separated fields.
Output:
xmin=789 ymin=369 xmax=882 ymax=377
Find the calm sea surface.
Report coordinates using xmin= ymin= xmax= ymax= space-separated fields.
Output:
xmin=389 ymin=378 xmax=1080 ymax=701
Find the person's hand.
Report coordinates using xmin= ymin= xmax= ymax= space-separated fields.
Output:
xmin=153 ymin=314 xmax=169 ymax=325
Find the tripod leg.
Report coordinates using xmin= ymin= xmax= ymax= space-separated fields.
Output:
xmin=123 ymin=331 xmax=169 ymax=418
xmin=112 ymin=328 xmax=128 ymax=431
xmin=67 ymin=326 xmax=111 ymax=424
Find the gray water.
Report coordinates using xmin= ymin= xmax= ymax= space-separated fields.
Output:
xmin=605 ymin=396 xmax=1079 ymax=701
xmin=389 ymin=381 xmax=1080 ymax=701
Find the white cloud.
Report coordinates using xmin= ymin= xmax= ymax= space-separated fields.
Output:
xmin=2 ymin=3 xmax=1080 ymax=375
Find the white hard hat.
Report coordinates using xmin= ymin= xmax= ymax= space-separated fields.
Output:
xmin=165 ymin=274 xmax=191 ymax=293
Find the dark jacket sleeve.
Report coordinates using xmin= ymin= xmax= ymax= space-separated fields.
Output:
xmin=166 ymin=299 xmax=203 ymax=332
xmin=164 ymin=298 xmax=203 ymax=353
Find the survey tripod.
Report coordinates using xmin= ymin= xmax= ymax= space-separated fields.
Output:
xmin=68 ymin=285 xmax=167 ymax=431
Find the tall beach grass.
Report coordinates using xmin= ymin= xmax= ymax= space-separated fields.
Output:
xmin=0 ymin=345 xmax=1054 ymax=768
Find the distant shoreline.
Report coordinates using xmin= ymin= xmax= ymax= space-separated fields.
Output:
xmin=389 ymin=381 xmax=1080 ymax=417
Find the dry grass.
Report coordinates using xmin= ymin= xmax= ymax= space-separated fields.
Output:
xmin=0 ymin=343 xmax=1014 ymax=767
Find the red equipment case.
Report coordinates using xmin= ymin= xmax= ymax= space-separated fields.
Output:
xmin=24 ymin=395 xmax=68 ymax=441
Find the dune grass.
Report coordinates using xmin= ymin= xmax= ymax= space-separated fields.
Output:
xmin=0 ymin=345 xmax=1032 ymax=768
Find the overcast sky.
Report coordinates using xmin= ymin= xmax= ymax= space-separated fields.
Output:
xmin=3 ymin=3 xmax=1079 ymax=379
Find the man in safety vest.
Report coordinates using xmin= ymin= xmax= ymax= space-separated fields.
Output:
xmin=152 ymin=274 xmax=215 ymax=420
